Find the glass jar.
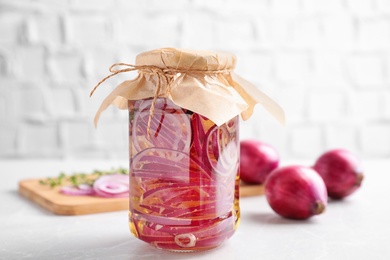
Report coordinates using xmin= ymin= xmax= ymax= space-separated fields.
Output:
xmin=91 ymin=48 xmax=284 ymax=252
xmin=128 ymin=97 xmax=240 ymax=251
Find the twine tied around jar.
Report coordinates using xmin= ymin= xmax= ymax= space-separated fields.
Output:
xmin=90 ymin=63 xmax=232 ymax=138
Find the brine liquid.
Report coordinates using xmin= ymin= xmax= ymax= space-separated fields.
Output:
xmin=128 ymin=98 xmax=240 ymax=251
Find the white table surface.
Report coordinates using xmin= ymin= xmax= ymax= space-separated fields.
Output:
xmin=1 ymin=159 xmax=389 ymax=260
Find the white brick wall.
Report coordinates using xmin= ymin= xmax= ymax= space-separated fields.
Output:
xmin=0 ymin=0 xmax=390 ymax=160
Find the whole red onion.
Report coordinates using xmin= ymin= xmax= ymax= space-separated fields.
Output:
xmin=265 ymin=166 xmax=327 ymax=220
xmin=313 ymin=149 xmax=364 ymax=199
xmin=240 ymin=140 xmax=279 ymax=184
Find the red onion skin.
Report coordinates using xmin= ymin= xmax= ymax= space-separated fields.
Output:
xmin=265 ymin=166 xmax=328 ymax=220
xmin=313 ymin=149 xmax=364 ymax=200
xmin=240 ymin=140 xmax=279 ymax=184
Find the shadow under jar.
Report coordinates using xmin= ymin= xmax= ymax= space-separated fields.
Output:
xmin=128 ymin=98 xmax=240 ymax=252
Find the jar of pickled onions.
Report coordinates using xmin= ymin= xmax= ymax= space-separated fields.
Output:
xmin=91 ymin=48 xmax=284 ymax=252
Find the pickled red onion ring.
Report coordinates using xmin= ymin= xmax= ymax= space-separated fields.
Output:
xmin=131 ymin=98 xmax=191 ymax=154
xmin=131 ymin=148 xmax=212 ymax=184
xmin=174 ymin=233 xmax=196 ymax=248
xmin=203 ymin=124 xmax=238 ymax=177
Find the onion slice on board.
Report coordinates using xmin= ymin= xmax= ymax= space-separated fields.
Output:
xmin=60 ymin=184 xmax=95 ymax=196
xmin=93 ymin=174 xmax=129 ymax=198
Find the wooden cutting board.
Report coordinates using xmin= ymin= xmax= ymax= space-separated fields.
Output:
xmin=18 ymin=179 xmax=264 ymax=216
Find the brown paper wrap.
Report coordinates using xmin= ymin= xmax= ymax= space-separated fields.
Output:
xmin=91 ymin=48 xmax=285 ymax=126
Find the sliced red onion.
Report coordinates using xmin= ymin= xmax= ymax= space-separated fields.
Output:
xmin=131 ymin=148 xmax=212 ymax=184
xmin=129 ymin=107 xmax=239 ymax=250
xmin=203 ymin=121 xmax=239 ymax=178
xmin=190 ymin=114 xmax=206 ymax=157
xmin=174 ymin=233 xmax=196 ymax=248
xmin=93 ymin=174 xmax=129 ymax=198
xmin=131 ymin=98 xmax=191 ymax=154
xmin=60 ymin=184 xmax=95 ymax=196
